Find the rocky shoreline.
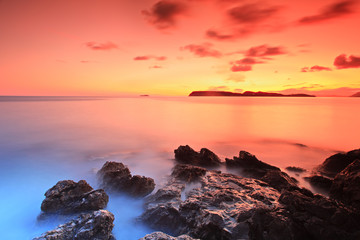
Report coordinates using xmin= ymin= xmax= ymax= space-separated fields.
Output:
xmin=33 ymin=146 xmax=360 ymax=240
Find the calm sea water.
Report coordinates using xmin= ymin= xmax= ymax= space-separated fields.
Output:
xmin=0 ymin=96 xmax=359 ymax=239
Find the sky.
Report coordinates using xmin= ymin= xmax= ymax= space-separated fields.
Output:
xmin=1 ymin=0 xmax=360 ymax=96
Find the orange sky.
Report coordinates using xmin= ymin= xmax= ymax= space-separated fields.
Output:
xmin=1 ymin=0 xmax=360 ymax=96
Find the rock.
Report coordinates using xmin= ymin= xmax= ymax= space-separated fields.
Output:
xmin=139 ymin=231 xmax=198 ymax=240
xmin=41 ymin=180 xmax=108 ymax=214
xmin=171 ymin=164 xmax=207 ymax=183
xmin=330 ymin=160 xmax=360 ymax=210
xmin=226 ymin=151 xmax=279 ymax=178
xmin=304 ymin=175 xmax=333 ymax=192
xmin=33 ymin=210 xmax=114 ymax=240
xmin=174 ymin=145 xmax=221 ymax=167
xmin=285 ymin=166 xmax=306 ymax=173
xmin=141 ymin=170 xmax=282 ymax=239
xmin=260 ymin=170 xmax=298 ymax=191
xmin=318 ymin=149 xmax=360 ymax=177
xmin=97 ymin=161 xmax=155 ymax=197
xmin=279 ymin=189 xmax=360 ymax=240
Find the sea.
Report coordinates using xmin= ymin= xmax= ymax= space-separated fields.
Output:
xmin=0 ymin=96 xmax=359 ymax=239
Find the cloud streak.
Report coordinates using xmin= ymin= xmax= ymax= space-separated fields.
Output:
xmin=334 ymin=54 xmax=360 ymax=69
xmin=86 ymin=42 xmax=118 ymax=51
xmin=301 ymin=65 xmax=332 ymax=72
xmin=230 ymin=65 xmax=252 ymax=72
xmin=134 ymin=55 xmax=167 ymax=61
xmin=142 ymin=0 xmax=187 ymax=29
xmin=245 ymin=45 xmax=286 ymax=57
xmin=298 ymin=0 xmax=356 ymax=24
xmin=182 ymin=43 xmax=222 ymax=58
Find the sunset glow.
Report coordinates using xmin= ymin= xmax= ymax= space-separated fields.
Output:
xmin=1 ymin=0 xmax=360 ymax=96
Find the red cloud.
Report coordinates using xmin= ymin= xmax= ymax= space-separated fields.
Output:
xmin=245 ymin=45 xmax=286 ymax=57
xmin=234 ymin=58 xmax=264 ymax=65
xmin=301 ymin=65 xmax=332 ymax=72
xmin=228 ymin=3 xmax=280 ymax=24
xmin=142 ymin=1 xmax=187 ymax=29
xmin=182 ymin=43 xmax=222 ymax=58
xmin=149 ymin=65 xmax=163 ymax=69
xmin=205 ymin=30 xmax=235 ymax=40
xmin=86 ymin=42 xmax=118 ymax=51
xmin=134 ymin=55 xmax=167 ymax=61
xmin=298 ymin=0 xmax=355 ymax=24
xmin=231 ymin=65 xmax=252 ymax=72
xmin=334 ymin=54 xmax=360 ymax=69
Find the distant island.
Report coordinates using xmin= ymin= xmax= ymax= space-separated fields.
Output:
xmin=351 ymin=92 xmax=360 ymax=97
xmin=189 ymin=91 xmax=316 ymax=97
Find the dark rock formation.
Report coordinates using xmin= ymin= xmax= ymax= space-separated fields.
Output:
xmin=351 ymin=92 xmax=360 ymax=97
xmin=318 ymin=149 xmax=360 ymax=177
xmin=286 ymin=166 xmax=306 ymax=173
xmin=97 ymin=161 xmax=155 ymax=197
xmin=33 ymin=210 xmax=114 ymax=240
xmin=41 ymin=180 xmax=108 ymax=214
xmin=174 ymin=145 xmax=221 ymax=167
xmin=189 ymin=91 xmax=315 ymax=97
xmin=279 ymin=189 xmax=360 ymax=240
xmin=330 ymin=160 xmax=360 ymax=210
xmin=260 ymin=170 xmax=298 ymax=191
xmin=171 ymin=164 xmax=207 ymax=183
xmin=139 ymin=232 xmax=198 ymax=240
xmin=304 ymin=175 xmax=333 ymax=192
xmin=226 ymin=151 xmax=279 ymax=178
xmin=141 ymin=168 xmax=283 ymax=240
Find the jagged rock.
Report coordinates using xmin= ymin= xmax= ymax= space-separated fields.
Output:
xmin=141 ymin=170 xmax=282 ymax=239
xmin=330 ymin=160 xmax=360 ymax=210
xmin=41 ymin=180 xmax=108 ymax=214
xmin=97 ymin=161 xmax=155 ymax=197
xmin=260 ymin=170 xmax=298 ymax=191
xmin=139 ymin=231 xmax=198 ymax=240
xmin=226 ymin=151 xmax=279 ymax=178
xmin=174 ymin=145 xmax=221 ymax=167
xmin=286 ymin=166 xmax=306 ymax=173
xmin=304 ymin=175 xmax=333 ymax=191
xmin=279 ymin=189 xmax=360 ymax=240
xmin=171 ymin=164 xmax=207 ymax=183
xmin=33 ymin=210 xmax=114 ymax=240
xmin=318 ymin=149 xmax=360 ymax=177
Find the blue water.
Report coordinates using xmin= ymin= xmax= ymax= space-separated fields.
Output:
xmin=0 ymin=96 xmax=359 ymax=239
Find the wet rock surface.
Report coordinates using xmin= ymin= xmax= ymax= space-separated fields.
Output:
xmin=226 ymin=151 xmax=279 ymax=178
xmin=286 ymin=166 xmax=306 ymax=173
xmin=141 ymin=165 xmax=283 ymax=240
xmin=318 ymin=149 xmax=360 ymax=177
xmin=33 ymin=210 xmax=115 ymax=240
xmin=139 ymin=231 xmax=198 ymax=240
xmin=174 ymin=145 xmax=221 ymax=167
xmin=97 ymin=161 xmax=155 ymax=197
xmin=330 ymin=160 xmax=360 ymax=210
xmin=41 ymin=180 xmax=109 ymax=214
xmin=171 ymin=164 xmax=207 ymax=183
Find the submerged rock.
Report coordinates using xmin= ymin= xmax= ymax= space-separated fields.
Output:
xmin=33 ymin=210 xmax=114 ymax=240
xmin=97 ymin=161 xmax=155 ymax=197
xmin=174 ymin=145 xmax=221 ymax=167
xmin=318 ymin=149 xmax=360 ymax=177
xmin=304 ymin=175 xmax=333 ymax=192
xmin=226 ymin=150 xmax=279 ymax=178
xmin=330 ymin=160 xmax=360 ymax=210
xmin=286 ymin=166 xmax=306 ymax=173
xmin=139 ymin=231 xmax=198 ymax=240
xmin=41 ymin=180 xmax=108 ymax=214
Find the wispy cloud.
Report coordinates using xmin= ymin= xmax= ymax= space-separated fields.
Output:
xmin=182 ymin=43 xmax=222 ymax=58
xmin=86 ymin=42 xmax=118 ymax=51
xmin=245 ymin=45 xmax=286 ymax=57
xmin=230 ymin=65 xmax=252 ymax=72
xmin=134 ymin=55 xmax=167 ymax=61
xmin=142 ymin=0 xmax=187 ymax=29
xmin=334 ymin=54 xmax=360 ymax=69
xmin=298 ymin=0 xmax=356 ymax=24
xmin=301 ymin=65 xmax=332 ymax=72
